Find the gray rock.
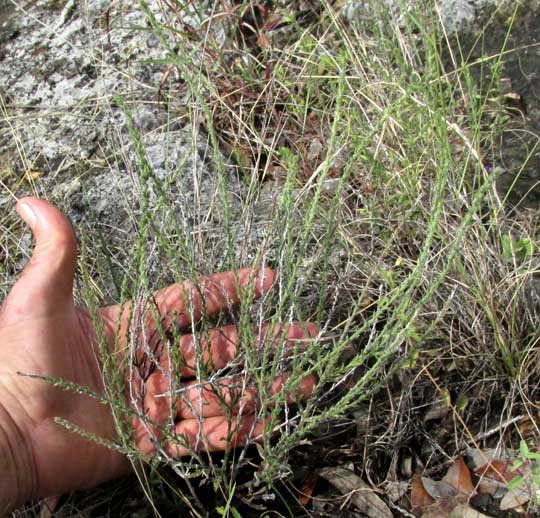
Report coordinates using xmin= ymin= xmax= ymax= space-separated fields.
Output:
xmin=341 ymin=0 xmax=530 ymax=33
xmin=440 ymin=0 xmax=493 ymax=33
xmin=0 ymin=0 xmax=246 ymax=299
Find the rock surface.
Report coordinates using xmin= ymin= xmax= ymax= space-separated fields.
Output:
xmin=452 ymin=2 xmax=540 ymax=206
xmin=0 ymin=0 xmax=254 ymax=300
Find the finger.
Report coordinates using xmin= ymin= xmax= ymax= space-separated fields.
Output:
xmin=127 ymin=324 xmax=239 ymax=393
xmin=5 ymin=197 xmax=77 ymax=316
xmin=144 ymin=322 xmax=318 ymax=422
xmin=164 ymin=415 xmax=269 ymax=457
xmin=160 ymin=321 xmax=319 ymax=378
xmin=133 ymin=321 xmax=317 ymax=448
xmin=174 ymin=373 xmax=316 ymax=419
xmin=143 ymin=369 xmax=315 ymax=421
xmin=154 ymin=267 xmax=275 ymax=328
xmin=134 ymin=412 xmax=268 ymax=456
xmin=100 ymin=267 xmax=275 ymax=348
xmin=168 ymin=414 xmax=267 ymax=457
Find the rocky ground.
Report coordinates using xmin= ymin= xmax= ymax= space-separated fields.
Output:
xmin=1 ymin=0 xmax=539 ymax=294
xmin=0 ymin=0 xmax=258 ymax=301
xmin=345 ymin=0 xmax=540 ymax=205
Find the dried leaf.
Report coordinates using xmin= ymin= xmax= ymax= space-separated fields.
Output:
xmin=477 ymin=478 xmax=507 ymax=499
xmin=256 ymin=32 xmax=271 ymax=49
xmin=421 ymin=478 xmax=459 ymax=500
xmin=386 ymin=480 xmax=409 ymax=502
xmin=476 ymin=460 xmax=511 ymax=481
xmin=448 ymin=502 xmax=491 ymax=517
xmin=475 ymin=461 xmax=509 ymax=497
xmin=298 ymin=472 xmax=318 ymax=506
xmin=411 ymin=474 xmax=435 ymax=513
xmin=411 ymin=459 xmax=483 ymax=516
xmin=421 ymin=498 xmax=488 ymax=518
xmin=443 ymin=458 xmax=475 ymax=496
xmin=319 ymin=466 xmax=392 ymax=518
xmin=422 ymin=501 xmax=492 ymax=517
xmin=475 ymin=458 xmax=531 ymax=501
xmin=26 ymin=170 xmax=43 ymax=181
xmin=518 ymin=416 xmax=536 ymax=439
xmin=467 ymin=448 xmax=511 ymax=470
xmin=500 ymin=486 xmax=530 ymax=511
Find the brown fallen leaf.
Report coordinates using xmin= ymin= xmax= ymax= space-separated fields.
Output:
xmin=475 ymin=459 xmax=515 ymax=497
xmin=319 ymin=466 xmax=392 ymax=518
xmin=476 ymin=475 xmax=507 ymax=498
xmin=421 ymin=478 xmax=459 ymax=500
xmin=386 ymin=480 xmax=409 ymax=503
xmin=256 ymin=31 xmax=271 ymax=49
xmin=411 ymin=457 xmax=477 ymax=516
xmin=476 ymin=459 xmax=513 ymax=482
xmin=475 ymin=458 xmax=532 ymax=510
xmin=443 ymin=457 xmax=475 ymax=496
xmin=423 ymin=388 xmax=451 ymax=423
xmin=468 ymin=448 xmax=510 ymax=470
xmin=411 ymin=474 xmax=435 ymax=514
xmin=298 ymin=472 xmax=318 ymax=506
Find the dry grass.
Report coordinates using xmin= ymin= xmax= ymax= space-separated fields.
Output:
xmin=3 ymin=0 xmax=540 ymax=516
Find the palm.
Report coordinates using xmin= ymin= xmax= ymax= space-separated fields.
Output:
xmin=0 ymin=268 xmax=127 ymax=498
xmin=0 ymin=198 xmax=316 ymax=508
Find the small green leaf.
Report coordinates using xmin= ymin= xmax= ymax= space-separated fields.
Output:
xmin=402 ymin=348 xmax=419 ymax=369
xmin=516 ymin=237 xmax=535 ymax=261
xmin=440 ymin=387 xmax=451 ymax=407
xmin=527 ymin=451 xmax=540 ymax=460
xmin=455 ymin=393 xmax=469 ymax=412
xmin=511 ymin=459 xmax=524 ymax=471
xmin=406 ymin=326 xmax=422 ymax=343
xmin=520 ymin=440 xmax=530 ymax=459
xmin=502 ymin=234 xmax=515 ymax=263
xmin=215 ymin=505 xmax=242 ymax=518
xmin=508 ymin=475 xmax=525 ymax=490
xmin=379 ymin=268 xmax=395 ymax=288
xmin=317 ymin=54 xmax=335 ymax=75
xmin=502 ymin=234 xmax=536 ymax=263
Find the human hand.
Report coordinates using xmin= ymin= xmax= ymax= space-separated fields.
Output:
xmin=0 ymin=198 xmax=316 ymax=510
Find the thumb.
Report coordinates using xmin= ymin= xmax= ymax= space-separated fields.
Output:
xmin=9 ymin=197 xmax=78 ymax=311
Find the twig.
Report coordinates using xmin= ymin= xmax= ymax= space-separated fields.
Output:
xmin=473 ymin=415 xmax=525 ymax=443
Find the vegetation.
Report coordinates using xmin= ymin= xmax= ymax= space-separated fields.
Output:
xmin=3 ymin=0 xmax=540 ymax=515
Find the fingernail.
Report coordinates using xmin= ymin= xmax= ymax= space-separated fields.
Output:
xmin=18 ymin=201 xmax=37 ymax=229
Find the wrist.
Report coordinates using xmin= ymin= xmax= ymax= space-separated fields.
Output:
xmin=0 ymin=401 xmax=37 ymax=512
